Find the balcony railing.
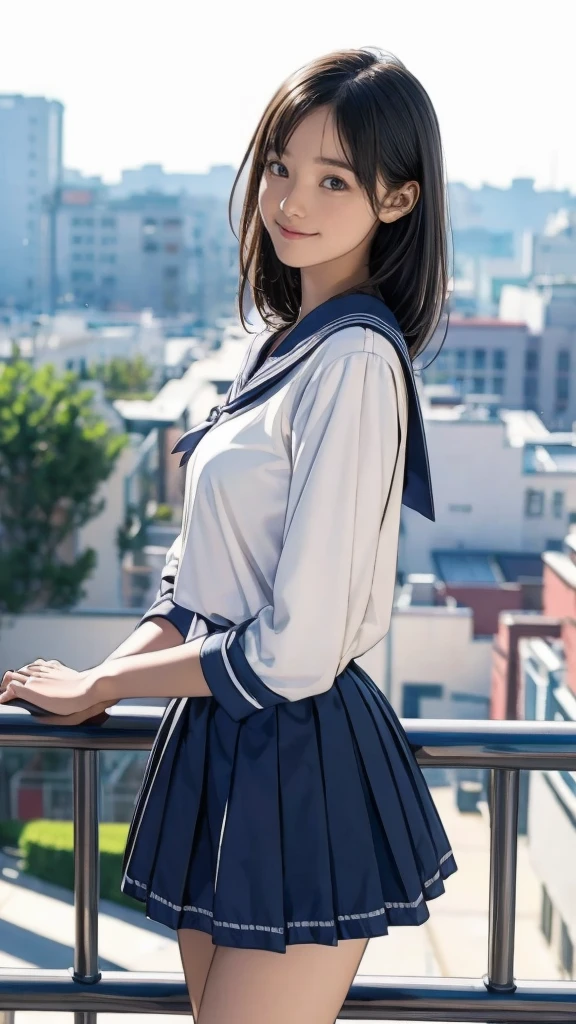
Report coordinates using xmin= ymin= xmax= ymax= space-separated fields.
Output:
xmin=0 ymin=711 xmax=575 ymax=1022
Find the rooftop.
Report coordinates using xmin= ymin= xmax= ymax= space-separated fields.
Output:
xmin=433 ymin=550 xmax=544 ymax=585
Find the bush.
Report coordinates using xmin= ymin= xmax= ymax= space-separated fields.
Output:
xmin=13 ymin=819 xmax=143 ymax=912
xmin=153 ymin=503 xmax=173 ymax=521
xmin=0 ymin=820 xmax=26 ymax=847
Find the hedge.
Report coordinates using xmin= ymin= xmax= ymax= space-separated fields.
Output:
xmin=0 ymin=819 xmax=143 ymax=912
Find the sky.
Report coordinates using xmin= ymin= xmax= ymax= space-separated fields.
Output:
xmin=1 ymin=0 xmax=575 ymax=191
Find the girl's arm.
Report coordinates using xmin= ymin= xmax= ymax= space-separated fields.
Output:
xmin=103 ymin=617 xmax=184 ymax=662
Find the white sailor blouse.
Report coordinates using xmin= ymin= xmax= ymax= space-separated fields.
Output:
xmin=137 ymin=293 xmax=434 ymax=722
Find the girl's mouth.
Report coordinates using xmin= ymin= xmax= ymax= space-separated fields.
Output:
xmin=276 ymin=221 xmax=318 ymax=240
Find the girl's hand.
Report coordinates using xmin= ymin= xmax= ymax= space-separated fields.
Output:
xmin=0 ymin=660 xmax=109 ymax=717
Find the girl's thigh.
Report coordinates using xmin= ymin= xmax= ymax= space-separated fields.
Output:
xmin=177 ymin=927 xmax=217 ymax=1022
xmin=197 ymin=937 xmax=369 ymax=1024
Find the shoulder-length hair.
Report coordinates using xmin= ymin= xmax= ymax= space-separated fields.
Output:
xmin=229 ymin=47 xmax=450 ymax=361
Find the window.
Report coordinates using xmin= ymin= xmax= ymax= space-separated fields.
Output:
xmin=164 ymin=217 xmax=182 ymax=228
xmin=72 ymin=235 xmax=83 ymax=244
xmin=524 ymin=377 xmax=538 ymax=401
xmin=402 ymin=683 xmax=443 ymax=719
xmin=473 ymin=348 xmax=486 ymax=369
xmin=101 ymin=275 xmax=117 ymax=287
xmin=541 ymin=886 xmax=553 ymax=943
xmin=556 ymin=377 xmax=570 ymax=401
xmin=557 ymin=350 xmax=571 ymax=373
xmin=448 ymin=504 xmax=472 ymax=513
xmin=164 ymin=266 xmax=179 ymax=279
xmin=561 ymin=920 xmax=574 ymax=975
xmin=552 ymin=491 xmax=564 ymax=519
xmin=165 ymin=242 xmax=180 ymax=253
xmin=143 ymin=241 xmax=159 ymax=252
xmin=472 ymin=377 xmax=485 ymax=393
xmin=101 ymin=235 xmax=117 ymax=245
xmin=525 ymin=488 xmax=545 ymax=517
xmin=525 ymin=350 xmax=539 ymax=373
xmin=100 ymin=253 xmax=116 ymax=264
xmin=72 ymin=270 xmax=94 ymax=282
xmin=493 ymin=349 xmax=506 ymax=370
xmin=101 ymin=217 xmax=116 ymax=228
xmin=455 ymin=349 xmax=467 ymax=370
xmin=492 ymin=376 xmax=504 ymax=395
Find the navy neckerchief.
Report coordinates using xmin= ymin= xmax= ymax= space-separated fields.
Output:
xmin=172 ymin=292 xmax=435 ymax=521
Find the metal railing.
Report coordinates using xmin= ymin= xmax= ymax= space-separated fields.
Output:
xmin=0 ymin=709 xmax=575 ymax=1022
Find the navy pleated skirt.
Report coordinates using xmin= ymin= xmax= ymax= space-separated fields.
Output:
xmin=121 ymin=623 xmax=457 ymax=953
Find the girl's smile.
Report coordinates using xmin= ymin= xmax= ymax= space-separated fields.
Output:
xmin=275 ymin=220 xmax=319 ymax=240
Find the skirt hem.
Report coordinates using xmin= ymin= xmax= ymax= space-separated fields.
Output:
xmin=121 ymin=851 xmax=458 ymax=952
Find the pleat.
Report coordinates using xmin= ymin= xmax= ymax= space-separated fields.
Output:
xmin=314 ymin=682 xmax=388 ymax=940
xmin=358 ymin=667 xmax=458 ymax=864
xmin=147 ymin=696 xmax=211 ymax=927
xmin=121 ymin=696 xmax=190 ymax=890
xmin=276 ymin=695 xmax=337 ymax=945
xmin=337 ymin=675 xmax=434 ymax=913
xmin=353 ymin=665 xmax=456 ymax=869
xmin=210 ymin=705 xmax=287 ymax=951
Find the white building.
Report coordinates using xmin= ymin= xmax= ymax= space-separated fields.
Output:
xmin=0 ymin=93 xmax=63 ymax=310
xmin=532 ymin=208 xmax=576 ymax=281
xmin=401 ymin=393 xmax=576 ymax=576
xmin=499 ymin=282 xmax=576 ymax=430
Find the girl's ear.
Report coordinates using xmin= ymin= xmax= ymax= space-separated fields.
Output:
xmin=378 ymin=181 xmax=420 ymax=224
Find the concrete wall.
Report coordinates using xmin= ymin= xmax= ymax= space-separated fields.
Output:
xmin=528 ymin=769 xmax=576 ymax=957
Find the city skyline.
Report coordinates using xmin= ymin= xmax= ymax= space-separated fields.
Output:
xmin=1 ymin=0 xmax=575 ymax=192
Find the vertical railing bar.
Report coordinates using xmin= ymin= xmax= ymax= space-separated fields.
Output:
xmin=73 ymin=748 xmax=101 ymax=1024
xmin=485 ymin=767 xmax=520 ymax=993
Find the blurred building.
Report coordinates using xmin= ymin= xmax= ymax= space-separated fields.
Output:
xmin=425 ymin=282 xmax=576 ymax=430
xmin=108 ymin=162 xmax=236 ymax=200
xmin=38 ymin=185 xmax=238 ymax=320
xmin=401 ymin=392 xmax=576 ymax=576
xmin=0 ymin=93 xmax=63 ymax=311
xmin=489 ymin=530 xmax=576 ymax=979
xmin=532 ymin=208 xmax=576 ymax=280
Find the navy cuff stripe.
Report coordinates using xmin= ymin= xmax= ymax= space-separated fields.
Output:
xmin=200 ymin=625 xmax=290 ymax=721
xmin=226 ymin=623 xmax=290 ymax=710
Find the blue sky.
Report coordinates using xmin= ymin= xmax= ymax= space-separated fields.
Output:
xmin=1 ymin=0 xmax=574 ymax=191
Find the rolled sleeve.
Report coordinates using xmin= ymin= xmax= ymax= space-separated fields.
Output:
xmin=199 ymin=349 xmax=406 ymax=721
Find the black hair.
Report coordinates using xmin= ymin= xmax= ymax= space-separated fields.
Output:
xmin=230 ymin=47 xmax=451 ymax=360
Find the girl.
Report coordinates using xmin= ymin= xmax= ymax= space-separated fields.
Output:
xmin=1 ymin=47 xmax=457 ymax=1024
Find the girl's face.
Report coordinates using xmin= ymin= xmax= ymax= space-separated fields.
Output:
xmin=258 ymin=105 xmax=413 ymax=275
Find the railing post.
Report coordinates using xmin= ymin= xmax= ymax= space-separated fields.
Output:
xmin=72 ymin=749 xmax=101 ymax=1024
xmin=485 ymin=767 xmax=519 ymax=993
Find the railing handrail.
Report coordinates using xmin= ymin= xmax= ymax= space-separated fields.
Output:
xmin=1 ymin=710 xmax=576 ymax=1020
xmin=0 ymin=707 xmax=575 ymax=767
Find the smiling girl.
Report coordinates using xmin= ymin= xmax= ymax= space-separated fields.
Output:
xmin=2 ymin=48 xmax=456 ymax=1023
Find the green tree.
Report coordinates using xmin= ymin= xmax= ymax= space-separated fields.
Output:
xmin=0 ymin=356 xmax=129 ymax=620
xmin=87 ymin=354 xmax=154 ymax=400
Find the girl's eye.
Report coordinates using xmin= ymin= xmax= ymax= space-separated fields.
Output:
xmin=321 ymin=176 xmax=348 ymax=192
xmin=266 ymin=159 xmax=288 ymax=177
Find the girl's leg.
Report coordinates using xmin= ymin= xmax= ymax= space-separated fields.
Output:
xmin=197 ymin=937 xmax=369 ymax=1024
xmin=177 ymin=927 xmax=217 ymax=1021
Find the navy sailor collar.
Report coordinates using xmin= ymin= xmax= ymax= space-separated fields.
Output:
xmin=172 ymin=292 xmax=435 ymax=521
